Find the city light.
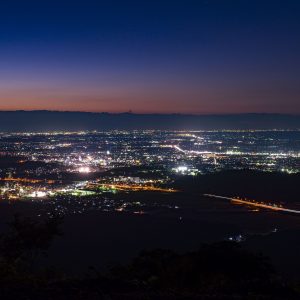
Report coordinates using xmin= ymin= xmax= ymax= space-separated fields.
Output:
xmin=78 ymin=166 xmax=91 ymax=173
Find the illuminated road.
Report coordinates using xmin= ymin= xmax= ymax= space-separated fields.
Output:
xmin=204 ymin=194 xmax=300 ymax=215
xmin=88 ymin=183 xmax=178 ymax=193
xmin=0 ymin=177 xmax=55 ymax=184
xmin=170 ymin=144 xmax=298 ymax=158
xmin=173 ymin=145 xmax=212 ymax=155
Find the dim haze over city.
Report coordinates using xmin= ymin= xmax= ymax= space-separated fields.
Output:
xmin=0 ymin=1 xmax=300 ymax=300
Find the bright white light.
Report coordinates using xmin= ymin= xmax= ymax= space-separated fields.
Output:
xmin=177 ymin=166 xmax=188 ymax=172
xmin=78 ymin=166 xmax=91 ymax=173
xmin=29 ymin=191 xmax=47 ymax=198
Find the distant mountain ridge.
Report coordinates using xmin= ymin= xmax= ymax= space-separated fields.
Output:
xmin=0 ymin=111 xmax=299 ymax=131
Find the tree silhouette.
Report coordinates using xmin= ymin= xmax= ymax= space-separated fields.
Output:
xmin=0 ymin=214 xmax=63 ymax=275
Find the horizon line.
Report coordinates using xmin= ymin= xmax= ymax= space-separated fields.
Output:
xmin=0 ymin=110 xmax=299 ymax=116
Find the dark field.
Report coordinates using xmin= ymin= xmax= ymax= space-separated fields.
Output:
xmin=1 ymin=190 xmax=299 ymax=278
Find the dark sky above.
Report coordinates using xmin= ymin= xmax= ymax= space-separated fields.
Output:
xmin=0 ymin=0 xmax=299 ymax=114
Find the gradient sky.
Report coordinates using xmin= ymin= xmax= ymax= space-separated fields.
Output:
xmin=0 ymin=0 xmax=300 ymax=114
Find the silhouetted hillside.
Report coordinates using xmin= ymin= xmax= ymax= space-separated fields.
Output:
xmin=0 ymin=216 xmax=298 ymax=299
xmin=0 ymin=111 xmax=299 ymax=131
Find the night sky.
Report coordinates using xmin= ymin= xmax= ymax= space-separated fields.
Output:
xmin=0 ymin=0 xmax=299 ymax=114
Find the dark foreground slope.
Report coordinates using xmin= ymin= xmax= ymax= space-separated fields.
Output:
xmin=0 ymin=216 xmax=298 ymax=300
xmin=0 ymin=111 xmax=300 ymax=131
